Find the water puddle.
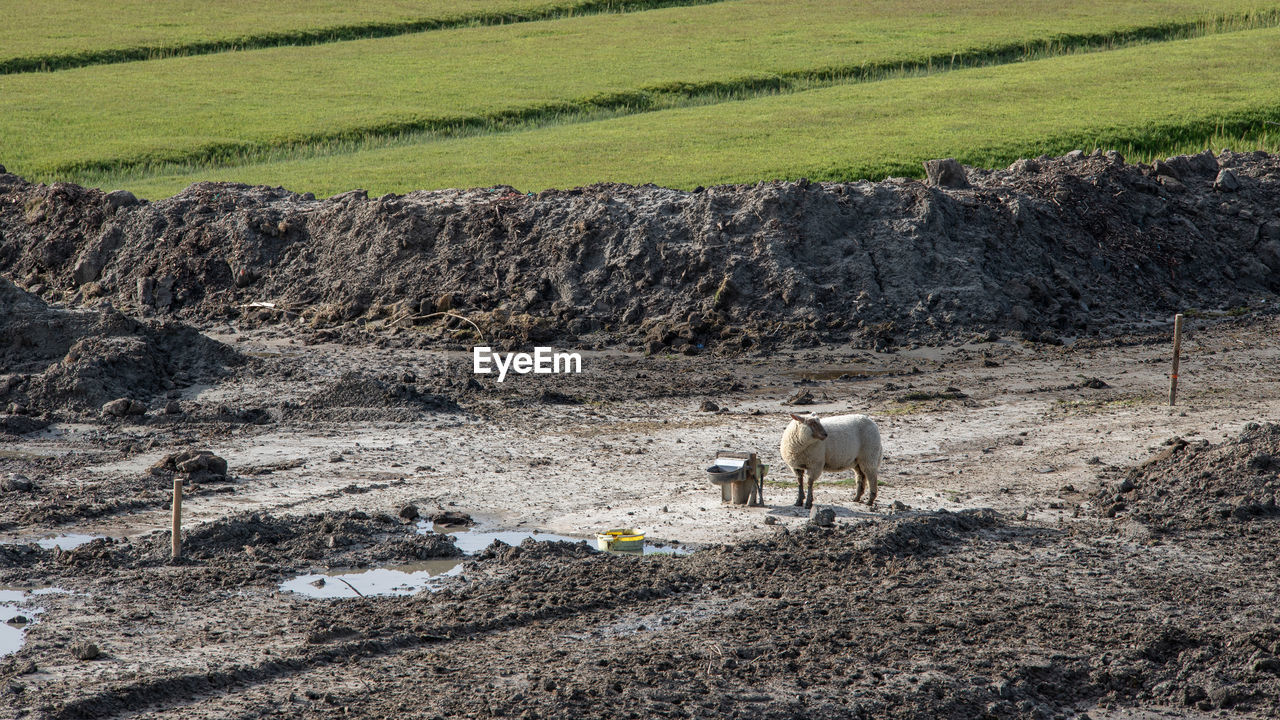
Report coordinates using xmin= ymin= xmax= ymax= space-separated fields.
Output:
xmin=280 ymin=560 xmax=464 ymax=599
xmin=0 ymin=533 xmax=105 ymax=551
xmin=282 ymin=522 xmax=691 ymax=599
xmin=0 ymin=587 xmax=68 ymax=656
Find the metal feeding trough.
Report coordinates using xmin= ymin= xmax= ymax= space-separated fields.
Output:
xmin=706 ymin=451 xmax=768 ymax=506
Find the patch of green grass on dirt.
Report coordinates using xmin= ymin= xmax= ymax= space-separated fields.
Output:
xmin=84 ymin=26 xmax=1280 ymax=199
xmin=7 ymin=0 xmax=1280 ymax=186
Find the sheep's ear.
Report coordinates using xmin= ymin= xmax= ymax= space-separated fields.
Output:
xmin=789 ymin=414 xmax=805 ymax=422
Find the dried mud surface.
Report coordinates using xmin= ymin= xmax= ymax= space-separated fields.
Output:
xmin=1 ymin=155 xmax=1279 ymax=719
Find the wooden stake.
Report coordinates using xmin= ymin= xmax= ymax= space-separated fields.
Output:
xmin=171 ymin=478 xmax=183 ymax=559
xmin=1169 ymin=313 xmax=1184 ymax=406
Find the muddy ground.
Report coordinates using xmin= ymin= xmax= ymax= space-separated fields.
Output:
xmin=0 ymin=153 xmax=1279 ymax=719
xmin=0 ymin=309 xmax=1277 ymax=720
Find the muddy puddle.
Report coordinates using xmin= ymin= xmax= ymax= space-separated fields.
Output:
xmin=0 ymin=533 xmax=104 ymax=550
xmin=282 ymin=523 xmax=692 ymax=598
xmin=280 ymin=559 xmax=464 ymax=598
xmin=0 ymin=587 xmax=67 ymax=656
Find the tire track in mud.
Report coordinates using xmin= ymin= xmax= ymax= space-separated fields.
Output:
xmin=42 ymin=512 xmax=1003 ymax=718
xmin=46 ymin=561 xmax=704 ymax=719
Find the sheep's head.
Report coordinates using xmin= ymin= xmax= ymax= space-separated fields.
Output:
xmin=790 ymin=412 xmax=828 ymax=441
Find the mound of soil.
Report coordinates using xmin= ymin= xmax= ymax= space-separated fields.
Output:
xmin=287 ymin=371 xmax=462 ymax=422
xmin=0 ymin=510 xmax=460 ymax=587
xmin=0 ymin=277 xmax=242 ymax=416
xmin=2 ymin=150 xmax=1278 ymax=351
xmin=1100 ymin=423 xmax=1280 ymax=531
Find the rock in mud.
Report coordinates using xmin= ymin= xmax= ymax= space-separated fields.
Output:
xmin=103 ymin=190 xmax=138 ymax=209
xmin=808 ymin=506 xmax=835 ymax=527
xmin=150 ymin=450 xmax=228 ymax=482
xmin=430 ymin=511 xmax=473 ymax=526
xmin=2 ymin=473 xmax=33 ymax=492
xmin=923 ymin=158 xmax=971 ymax=188
xmin=1215 ymin=168 xmax=1241 ymax=192
xmin=698 ymin=400 xmax=719 ymax=412
xmin=102 ymin=397 xmax=145 ymax=417
xmin=398 ymin=504 xmax=420 ymax=521
xmin=785 ymin=389 xmax=815 ymax=405
xmin=69 ymin=641 xmax=100 ymax=661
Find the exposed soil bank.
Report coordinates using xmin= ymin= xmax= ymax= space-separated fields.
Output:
xmin=0 ymin=277 xmax=242 ymax=416
xmin=2 ymin=150 xmax=1278 ymax=352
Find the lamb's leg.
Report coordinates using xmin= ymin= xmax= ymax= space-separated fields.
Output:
xmin=794 ymin=468 xmax=805 ymax=507
xmin=852 ymin=466 xmax=866 ymax=503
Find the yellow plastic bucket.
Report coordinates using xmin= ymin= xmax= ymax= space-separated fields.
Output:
xmin=596 ymin=528 xmax=645 ymax=553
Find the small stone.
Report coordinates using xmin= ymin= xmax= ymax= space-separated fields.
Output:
xmin=785 ymin=389 xmax=814 ymax=406
xmin=1063 ymin=149 xmax=1086 ymax=162
xmin=923 ymin=158 xmax=970 ymax=189
xmin=2 ymin=473 xmax=33 ymax=492
xmin=891 ymin=500 xmax=909 ymax=512
xmin=233 ymin=267 xmax=258 ymax=288
xmin=70 ymin=641 xmax=100 ymax=661
xmin=310 ymin=578 xmax=327 ymax=588
xmin=1213 ymin=168 xmax=1240 ymax=192
xmin=808 ymin=506 xmax=835 ymax=527
xmin=763 ymin=515 xmax=778 ymax=525
xmin=165 ymin=400 xmax=182 ymax=415
xmin=102 ymin=398 xmax=133 ymax=417
xmin=398 ymin=504 xmax=420 ymax=521
xmin=698 ymin=400 xmax=719 ymax=412
xmin=104 ymin=189 xmax=138 ymax=209
xmin=401 ymin=372 xmax=416 ymax=384
xmin=1081 ymin=377 xmax=1109 ymax=389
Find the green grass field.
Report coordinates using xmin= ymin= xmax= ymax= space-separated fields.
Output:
xmin=0 ymin=0 xmax=724 ymax=73
xmin=101 ymin=27 xmax=1280 ymax=198
xmin=5 ymin=0 xmax=1280 ymax=197
xmin=4 ymin=0 xmax=1279 ymax=186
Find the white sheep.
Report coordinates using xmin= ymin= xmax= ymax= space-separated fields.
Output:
xmin=780 ymin=412 xmax=882 ymax=509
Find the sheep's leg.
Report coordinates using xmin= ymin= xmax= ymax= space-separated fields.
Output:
xmin=852 ymin=466 xmax=866 ymax=503
xmin=793 ymin=468 xmax=805 ymax=507
xmin=862 ymin=460 xmax=879 ymax=507
xmin=804 ymin=468 xmax=820 ymax=509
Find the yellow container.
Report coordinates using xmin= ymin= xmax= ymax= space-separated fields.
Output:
xmin=596 ymin=528 xmax=645 ymax=553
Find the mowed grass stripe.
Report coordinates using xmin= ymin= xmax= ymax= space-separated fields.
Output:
xmin=100 ymin=27 xmax=1280 ymax=198
xmin=0 ymin=0 xmax=728 ymax=75
xmin=6 ymin=0 xmax=1280 ymax=181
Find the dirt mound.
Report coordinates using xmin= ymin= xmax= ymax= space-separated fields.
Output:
xmin=288 ymin=371 xmax=461 ymax=422
xmin=1099 ymin=423 xmax=1280 ymax=530
xmin=2 ymin=150 xmax=1278 ymax=351
xmin=0 ymin=276 xmax=242 ymax=415
xmin=0 ymin=510 xmax=460 ymax=587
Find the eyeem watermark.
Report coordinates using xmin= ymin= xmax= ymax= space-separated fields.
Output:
xmin=472 ymin=346 xmax=582 ymax=382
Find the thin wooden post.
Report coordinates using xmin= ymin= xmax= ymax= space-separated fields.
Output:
xmin=171 ymin=478 xmax=183 ymax=559
xmin=1169 ymin=313 xmax=1184 ymax=406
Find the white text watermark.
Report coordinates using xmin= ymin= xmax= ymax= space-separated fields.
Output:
xmin=472 ymin=346 xmax=582 ymax=382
